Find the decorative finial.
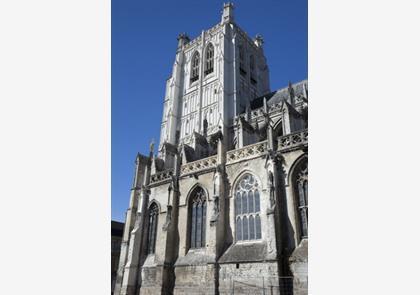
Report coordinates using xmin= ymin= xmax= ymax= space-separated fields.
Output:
xmin=254 ymin=34 xmax=264 ymax=47
xmin=288 ymin=81 xmax=295 ymax=98
xmin=150 ymin=139 xmax=155 ymax=153
xmin=263 ymin=97 xmax=268 ymax=113
xmin=177 ymin=33 xmax=190 ymax=48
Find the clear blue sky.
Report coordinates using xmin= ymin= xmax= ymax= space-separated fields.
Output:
xmin=112 ymin=0 xmax=308 ymax=222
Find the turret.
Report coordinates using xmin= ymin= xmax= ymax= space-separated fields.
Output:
xmin=177 ymin=33 xmax=190 ymax=50
xmin=221 ymin=2 xmax=234 ymax=23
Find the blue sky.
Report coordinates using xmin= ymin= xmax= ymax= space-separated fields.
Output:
xmin=112 ymin=0 xmax=308 ymax=222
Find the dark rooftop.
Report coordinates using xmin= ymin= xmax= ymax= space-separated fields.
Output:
xmin=111 ymin=220 xmax=124 ymax=237
xmin=249 ymin=80 xmax=307 ymax=110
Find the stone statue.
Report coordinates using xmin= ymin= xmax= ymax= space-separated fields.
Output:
xmin=267 ymin=170 xmax=276 ymax=214
xmin=210 ymin=166 xmax=223 ymax=225
xmin=162 ymin=205 xmax=172 ymax=231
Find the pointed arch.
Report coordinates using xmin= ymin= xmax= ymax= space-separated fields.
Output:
xmin=185 ymin=183 xmax=210 ymax=205
xmin=230 ymin=169 xmax=263 ymax=198
xmin=239 ymin=44 xmax=246 ymax=75
xmin=233 ymin=173 xmax=261 ymax=242
xmin=146 ymin=202 xmax=159 ymax=254
xmin=250 ymin=54 xmax=256 ymax=84
xmin=204 ymin=43 xmax=214 ymax=76
xmin=272 ymin=117 xmax=284 ymax=138
xmin=187 ymin=185 xmax=207 ymax=249
xmin=290 ymin=155 xmax=308 ymax=240
xmin=190 ymin=51 xmax=200 ymax=83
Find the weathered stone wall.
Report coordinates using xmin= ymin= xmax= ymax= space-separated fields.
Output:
xmin=173 ymin=264 xmax=218 ymax=295
xmin=139 ymin=265 xmax=163 ymax=295
xmin=289 ymin=239 xmax=308 ymax=295
xmin=219 ymin=262 xmax=280 ymax=294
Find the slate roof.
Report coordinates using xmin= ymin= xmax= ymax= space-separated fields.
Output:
xmin=249 ymin=80 xmax=307 ymax=110
xmin=111 ymin=220 xmax=124 ymax=237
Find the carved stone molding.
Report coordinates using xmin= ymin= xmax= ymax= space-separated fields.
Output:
xmin=278 ymin=129 xmax=308 ymax=152
xmin=150 ymin=169 xmax=174 ymax=185
xmin=226 ymin=140 xmax=267 ymax=165
xmin=180 ymin=155 xmax=218 ymax=176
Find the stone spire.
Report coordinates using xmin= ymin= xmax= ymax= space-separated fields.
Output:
xmin=149 ymin=138 xmax=155 ymax=156
xmin=288 ymin=81 xmax=295 ymax=107
xmin=221 ymin=2 xmax=234 ymax=23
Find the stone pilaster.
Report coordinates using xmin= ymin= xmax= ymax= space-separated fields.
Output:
xmin=114 ymin=154 xmax=148 ymax=295
xmin=119 ymin=148 xmax=153 ymax=295
xmin=120 ymin=186 xmax=150 ymax=295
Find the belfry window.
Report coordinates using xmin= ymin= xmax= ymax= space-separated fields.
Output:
xmin=147 ymin=203 xmax=159 ymax=254
xmin=189 ymin=186 xmax=207 ymax=248
xmin=250 ymin=55 xmax=257 ymax=84
xmin=204 ymin=43 xmax=214 ymax=76
xmin=190 ymin=51 xmax=200 ymax=83
xmin=293 ymin=160 xmax=308 ymax=239
xmin=235 ymin=173 xmax=261 ymax=241
xmin=239 ymin=45 xmax=246 ymax=75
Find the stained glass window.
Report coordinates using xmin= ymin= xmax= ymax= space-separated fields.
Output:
xmin=189 ymin=187 xmax=207 ymax=248
xmin=234 ymin=173 xmax=261 ymax=241
xmin=294 ymin=160 xmax=308 ymax=239
xmin=147 ymin=203 xmax=159 ymax=254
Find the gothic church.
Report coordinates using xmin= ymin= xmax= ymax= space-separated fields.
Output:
xmin=114 ymin=3 xmax=308 ymax=294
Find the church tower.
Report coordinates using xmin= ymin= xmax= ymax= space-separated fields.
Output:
xmin=115 ymin=3 xmax=308 ymax=295
xmin=159 ymin=3 xmax=270 ymax=156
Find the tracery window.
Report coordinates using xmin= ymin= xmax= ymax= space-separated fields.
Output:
xmin=293 ymin=160 xmax=308 ymax=239
xmin=204 ymin=43 xmax=214 ymax=76
xmin=190 ymin=51 xmax=200 ymax=83
xmin=239 ymin=45 xmax=246 ymax=75
xmin=189 ymin=187 xmax=207 ymax=248
xmin=147 ymin=203 xmax=159 ymax=254
xmin=235 ymin=173 xmax=261 ymax=241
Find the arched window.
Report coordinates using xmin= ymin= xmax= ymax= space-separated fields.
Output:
xmin=235 ymin=173 xmax=261 ymax=241
xmin=189 ymin=187 xmax=207 ymax=248
xmin=293 ymin=159 xmax=308 ymax=239
xmin=190 ymin=51 xmax=200 ymax=83
xmin=250 ymin=55 xmax=257 ymax=84
xmin=204 ymin=43 xmax=214 ymax=76
xmin=239 ymin=45 xmax=246 ymax=75
xmin=147 ymin=203 xmax=159 ymax=254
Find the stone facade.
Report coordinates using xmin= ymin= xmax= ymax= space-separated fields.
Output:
xmin=114 ymin=3 xmax=308 ymax=295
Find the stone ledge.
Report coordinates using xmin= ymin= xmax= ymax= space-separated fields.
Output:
xmin=174 ymin=249 xmax=216 ymax=266
xmin=218 ymin=242 xmax=271 ymax=264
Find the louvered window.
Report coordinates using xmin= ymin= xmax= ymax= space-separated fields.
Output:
xmin=204 ymin=43 xmax=214 ymax=76
xmin=190 ymin=51 xmax=200 ymax=83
